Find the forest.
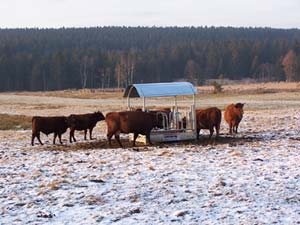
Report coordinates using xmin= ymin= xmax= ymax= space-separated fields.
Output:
xmin=0 ymin=26 xmax=300 ymax=91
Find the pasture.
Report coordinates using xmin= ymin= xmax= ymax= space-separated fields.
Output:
xmin=1 ymin=83 xmax=300 ymax=224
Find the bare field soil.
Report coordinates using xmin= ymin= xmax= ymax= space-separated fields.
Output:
xmin=1 ymin=86 xmax=300 ymax=224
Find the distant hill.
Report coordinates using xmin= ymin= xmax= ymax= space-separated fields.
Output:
xmin=0 ymin=26 xmax=300 ymax=91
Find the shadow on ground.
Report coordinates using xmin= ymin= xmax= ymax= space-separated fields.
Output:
xmin=37 ymin=133 xmax=261 ymax=152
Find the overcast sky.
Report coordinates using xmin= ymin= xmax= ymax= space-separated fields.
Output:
xmin=1 ymin=0 xmax=299 ymax=29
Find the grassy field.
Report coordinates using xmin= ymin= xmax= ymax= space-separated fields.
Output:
xmin=11 ymin=81 xmax=300 ymax=99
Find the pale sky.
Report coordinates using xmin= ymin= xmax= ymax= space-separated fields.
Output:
xmin=0 ymin=0 xmax=299 ymax=29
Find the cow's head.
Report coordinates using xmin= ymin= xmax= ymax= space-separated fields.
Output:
xmin=94 ymin=111 xmax=105 ymax=121
xmin=64 ymin=116 xmax=72 ymax=128
xmin=155 ymin=112 xmax=168 ymax=129
xmin=234 ymin=103 xmax=244 ymax=117
xmin=235 ymin=103 xmax=244 ymax=109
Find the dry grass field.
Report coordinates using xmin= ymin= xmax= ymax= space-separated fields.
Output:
xmin=198 ymin=81 xmax=300 ymax=94
xmin=1 ymin=82 xmax=300 ymax=224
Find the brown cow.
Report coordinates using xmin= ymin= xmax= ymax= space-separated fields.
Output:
xmin=196 ymin=107 xmax=222 ymax=139
xmin=105 ymin=111 xmax=163 ymax=147
xmin=67 ymin=111 xmax=105 ymax=143
xmin=31 ymin=116 xmax=69 ymax=146
xmin=224 ymin=103 xmax=244 ymax=134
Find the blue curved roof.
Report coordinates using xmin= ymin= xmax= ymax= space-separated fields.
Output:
xmin=123 ymin=82 xmax=197 ymax=98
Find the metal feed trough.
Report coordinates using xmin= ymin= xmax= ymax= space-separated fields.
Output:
xmin=123 ymin=82 xmax=198 ymax=143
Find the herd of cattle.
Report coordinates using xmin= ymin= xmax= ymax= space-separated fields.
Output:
xmin=31 ymin=103 xmax=244 ymax=147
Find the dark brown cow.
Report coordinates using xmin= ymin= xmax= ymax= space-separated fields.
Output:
xmin=67 ymin=111 xmax=105 ymax=143
xmin=135 ymin=107 xmax=171 ymax=128
xmin=224 ymin=103 xmax=244 ymax=134
xmin=196 ymin=107 xmax=222 ymax=139
xmin=31 ymin=116 xmax=68 ymax=146
xmin=150 ymin=108 xmax=171 ymax=129
xmin=105 ymin=111 xmax=163 ymax=147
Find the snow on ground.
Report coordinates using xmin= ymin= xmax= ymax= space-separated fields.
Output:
xmin=1 ymin=93 xmax=300 ymax=224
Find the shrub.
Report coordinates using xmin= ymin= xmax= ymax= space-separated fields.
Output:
xmin=212 ymin=81 xmax=223 ymax=94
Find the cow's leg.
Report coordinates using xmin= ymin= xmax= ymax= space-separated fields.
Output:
xmin=58 ymin=133 xmax=63 ymax=144
xmin=107 ymin=133 xmax=113 ymax=147
xmin=84 ymin=130 xmax=87 ymax=140
xmin=36 ymin=132 xmax=43 ymax=145
xmin=107 ymin=128 xmax=115 ymax=147
xmin=229 ymin=123 xmax=233 ymax=134
xmin=234 ymin=123 xmax=239 ymax=134
xmin=107 ymin=126 xmax=123 ymax=147
xmin=115 ymin=132 xmax=123 ymax=147
xmin=53 ymin=133 xmax=57 ymax=144
xmin=106 ymin=123 xmax=123 ymax=147
xmin=209 ymin=127 xmax=214 ymax=139
xmin=133 ymin=133 xmax=139 ymax=147
xmin=89 ymin=128 xmax=94 ymax=140
xmin=216 ymin=123 xmax=220 ymax=138
xmin=196 ymin=128 xmax=200 ymax=140
xmin=31 ymin=133 xmax=35 ymax=146
xmin=146 ymin=132 xmax=152 ymax=145
xmin=69 ymin=129 xmax=73 ymax=143
xmin=70 ymin=129 xmax=76 ymax=142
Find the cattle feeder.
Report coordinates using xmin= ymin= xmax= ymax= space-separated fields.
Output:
xmin=123 ymin=82 xmax=198 ymax=143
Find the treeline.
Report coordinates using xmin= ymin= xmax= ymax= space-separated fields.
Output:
xmin=0 ymin=26 xmax=300 ymax=91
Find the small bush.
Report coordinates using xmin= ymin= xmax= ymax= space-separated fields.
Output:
xmin=0 ymin=114 xmax=32 ymax=130
xmin=212 ymin=81 xmax=223 ymax=94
